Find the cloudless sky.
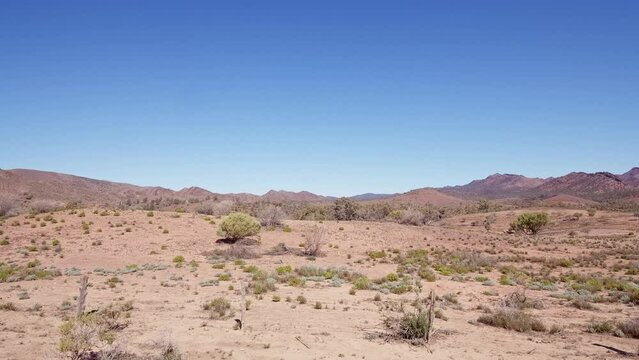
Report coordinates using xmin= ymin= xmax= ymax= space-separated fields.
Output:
xmin=1 ymin=1 xmax=638 ymax=196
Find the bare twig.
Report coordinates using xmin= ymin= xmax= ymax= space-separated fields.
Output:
xmin=426 ymin=289 xmax=435 ymax=343
xmin=77 ymin=275 xmax=88 ymax=318
xmin=295 ymin=336 xmax=310 ymax=349
xmin=240 ymin=280 xmax=246 ymax=332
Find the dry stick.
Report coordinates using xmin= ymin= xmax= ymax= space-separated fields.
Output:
xmin=240 ymin=280 xmax=246 ymax=332
xmin=425 ymin=290 xmax=435 ymax=343
xmin=295 ymin=336 xmax=310 ymax=349
xmin=76 ymin=275 xmax=88 ymax=318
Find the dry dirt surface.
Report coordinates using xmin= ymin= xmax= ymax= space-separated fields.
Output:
xmin=1 ymin=208 xmax=638 ymax=359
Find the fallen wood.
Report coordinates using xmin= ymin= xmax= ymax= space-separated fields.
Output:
xmin=295 ymin=336 xmax=310 ymax=349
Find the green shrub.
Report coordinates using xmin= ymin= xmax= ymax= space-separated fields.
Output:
xmin=217 ymin=273 xmax=231 ymax=281
xmin=399 ymin=310 xmax=431 ymax=339
xmin=587 ymin=320 xmax=614 ymax=334
xmin=352 ymin=276 xmax=370 ymax=290
xmin=217 ymin=212 xmax=261 ymax=240
xmin=203 ymin=297 xmax=231 ymax=318
xmin=418 ymin=267 xmax=437 ymax=282
xmin=510 ymin=212 xmax=549 ymax=235
xmin=276 ymin=265 xmax=293 ymax=275
xmin=333 ymin=198 xmax=358 ymax=221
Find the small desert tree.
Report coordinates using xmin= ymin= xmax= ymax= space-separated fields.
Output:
xmin=510 ymin=212 xmax=549 ymax=235
xmin=333 ymin=198 xmax=358 ymax=221
xmin=258 ymin=204 xmax=286 ymax=227
xmin=0 ymin=195 xmax=17 ymax=217
xmin=303 ymin=226 xmax=327 ymax=256
xmin=217 ymin=212 xmax=261 ymax=240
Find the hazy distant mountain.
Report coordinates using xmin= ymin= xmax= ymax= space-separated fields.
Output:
xmin=440 ymin=173 xmax=546 ymax=199
xmin=349 ymin=193 xmax=397 ymax=201
xmin=261 ymin=190 xmax=332 ymax=202
xmin=384 ymin=188 xmax=467 ymax=206
xmin=1 ymin=167 xmax=638 ymax=208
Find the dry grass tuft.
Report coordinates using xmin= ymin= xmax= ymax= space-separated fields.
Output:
xmin=303 ymin=226 xmax=327 ymax=256
xmin=478 ymin=308 xmax=546 ymax=332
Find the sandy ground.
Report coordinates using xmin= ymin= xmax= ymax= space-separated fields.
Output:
xmin=1 ymin=208 xmax=638 ymax=359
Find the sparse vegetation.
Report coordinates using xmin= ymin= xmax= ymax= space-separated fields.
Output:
xmin=303 ymin=226 xmax=327 ymax=256
xmin=478 ymin=308 xmax=546 ymax=332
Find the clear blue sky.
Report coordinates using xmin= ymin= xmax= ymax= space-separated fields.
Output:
xmin=1 ymin=1 xmax=638 ymax=196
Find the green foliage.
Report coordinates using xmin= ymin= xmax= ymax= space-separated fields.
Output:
xmin=352 ymin=275 xmax=370 ymax=290
xmin=59 ymin=301 xmax=133 ymax=359
xmin=217 ymin=212 xmax=261 ymax=240
xmin=368 ymin=250 xmax=387 ymax=259
xmin=510 ymin=212 xmax=549 ymax=235
xmin=399 ymin=310 xmax=431 ymax=339
xmin=275 ymin=265 xmax=292 ymax=275
xmin=333 ymin=198 xmax=358 ymax=221
xmin=203 ymin=297 xmax=231 ymax=318
xmin=0 ymin=262 xmax=61 ymax=282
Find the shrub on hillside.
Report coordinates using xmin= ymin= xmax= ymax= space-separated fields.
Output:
xmin=510 ymin=212 xmax=549 ymax=235
xmin=356 ymin=202 xmax=393 ymax=221
xmin=296 ymin=204 xmax=331 ymax=221
xmin=333 ymin=198 xmax=358 ymax=221
xmin=258 ymin=204 xmax=286 ymax=227
xmin=217 ymin=212 xmax=261 ymax=240
xmin=398 ymin=208 xmax=426 ymax=226
xmin=0 ymin=195 xmax=18 ymax=217
xmin=29 ymin=199 xmax=60 ymax=214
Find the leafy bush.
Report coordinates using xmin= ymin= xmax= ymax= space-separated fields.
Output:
xmin=398 ymin=310 xmax=431 ymax=339
xmin=333 ymin=198 xmax=358 ymax=221
xmin=510 ymin=212 xmax=549 ymax=235
xmin=217 ymin=212 xmax=261 ymax=240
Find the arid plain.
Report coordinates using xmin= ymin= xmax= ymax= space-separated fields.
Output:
xmin=1 ymin=206 xmax=638 ymax=359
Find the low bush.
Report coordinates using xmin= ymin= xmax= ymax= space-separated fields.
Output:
xmin=217 ymin=212 xmax=261 ymax=240
xmin=618 ymin=318 xmax=639 ymax=338
xmin=303 ymin=226 xmax=327 ymax=256
xmin=478 ymin=308 xmax=546 ymax=332
xmin=510 ymin=212 xmax=549 ymax=235
xmin=203 ymin=297 xmax=231 ymax=318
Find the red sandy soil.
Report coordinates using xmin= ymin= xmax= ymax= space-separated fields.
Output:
xmin=1 ymin=208 xmax=638 ymax=359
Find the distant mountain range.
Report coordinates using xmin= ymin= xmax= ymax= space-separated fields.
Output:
xmin=1 ymin=167 xmax=638 ymax=207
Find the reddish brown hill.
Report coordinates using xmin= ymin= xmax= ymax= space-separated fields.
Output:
xmin=175 ymin=186 xmax=217 ymax=199
xmin=535 ymin=172 xmax=626 ymax=196
xmin=0 ymin=169 xmax=179 ymax=205
xmin=385 ymin=188 xmax=466 ymax=206
xmin=541 ymin=194 xmax=598 ymax=206
xmin=619 ymin=167 xmax=639 ymax=187
xmin=441 ymin=173 xmax=546 ymax=199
